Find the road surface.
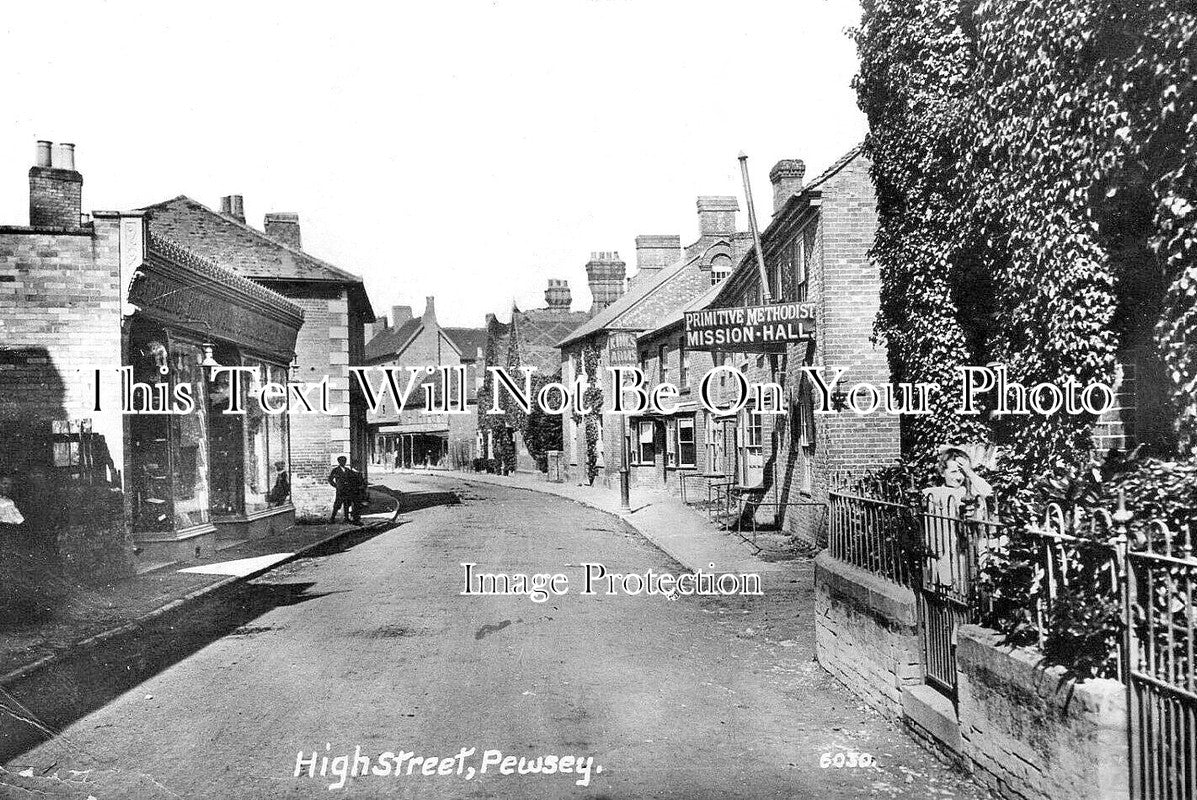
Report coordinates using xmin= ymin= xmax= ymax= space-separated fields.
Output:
xmin=2 ymin=474 xmax=989 ymax=799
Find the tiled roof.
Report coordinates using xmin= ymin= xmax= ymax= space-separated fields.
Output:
xmin=638 ymin=277 xmax=725 ymax=340
xmin=443 ymin=327 xmax=489 ymax=361
xmin=558 ymin=252 xmax=701 ymax=347
xmin=805 ymin=143 xmax=863 ymax=192
xmin=513 ymin=309 xmax=589 ymax=374
xmin=364 ymin=317 xmax=423 ymax=362
xmin=139 ymin=195 xmax=365 ymax=284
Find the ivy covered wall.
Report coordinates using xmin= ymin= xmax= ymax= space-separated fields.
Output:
xmin=855 ymin=0 xmax=1197 ymax=484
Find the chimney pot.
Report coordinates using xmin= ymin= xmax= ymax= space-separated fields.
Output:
xmin=35 ymin=140 xmax=52 ymax=168
xmin=51 ymin=143 xmax=76 ymax=171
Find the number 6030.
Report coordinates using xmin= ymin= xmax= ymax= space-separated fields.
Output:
xmin=819 ymin=751 xmax=874 ymax=768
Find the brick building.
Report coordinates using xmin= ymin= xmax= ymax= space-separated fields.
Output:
xmin=681 ymin=145 xmax=898 ymax=544
xmin=138 ymin=195 xmax=375 ymax=519
xmin=0 ymin=141 xmax=305 ymax=578
xmin=363 ymin=297 xmax=487 ymax=469
xmin=558 ymin=197 xmax=753 ymax=483
xmin=478 ymin=280 xmax=588 ymax=472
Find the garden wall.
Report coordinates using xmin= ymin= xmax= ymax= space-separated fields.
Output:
xmin=813 ymin=551 xmax=922 ymax=720
xmin=816 ymin=554 xmax=1130 ymax=800
xmin=956 ymin=625 xmax=1129 ymax=800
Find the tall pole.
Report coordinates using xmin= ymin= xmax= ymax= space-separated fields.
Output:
xmin=619 ymin=409 xmax=631 ymax=511
xmin=738 ymin=151 xmax=772 ymax=303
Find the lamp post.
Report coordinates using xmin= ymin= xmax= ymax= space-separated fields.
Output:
xmin=619 ymin=413 xmax=631 ymax=511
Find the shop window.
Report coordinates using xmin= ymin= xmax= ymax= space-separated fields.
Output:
xmin=243 ymin=359 xmax=291 ymax=514
xmin=207 ymin=344 xmax=245 ymax=516
xmin=676 ymin=417 xmax=696 ymax=468
xmin=636 ymin=420 xmax=656 ymax=465
xmin=128 ymin=328 xmax=174 ymax=532
xmin=169 ymin=338 xmax=210 ymax=529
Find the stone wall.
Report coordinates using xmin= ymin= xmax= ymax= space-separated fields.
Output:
xmin=816 ymin=552 xmax=1132 ymax=800
xmin=956 ymin=625 xmax=1129 ymax=800
xmin=813 ymin=552 xmax=922 ymax=719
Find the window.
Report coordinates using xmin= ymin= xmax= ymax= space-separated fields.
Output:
xmin=636 ymin=420 xmax=656 ymax=465
xmin=793 ymin=382 xmax=816 ymax=494
xmin=676 ymin=417 xmax=697 ymax=468
xmin=744 ymin=407 xmax=763 ymax=448
xmin=678 ymin=337 xmax=689 ymax=387
xmin=710 ymin=253 xmax=733 ymax=284
xmin=658 ymin=344 xmax=669 ymax=383
xmin=640 ymin=350 xmax=649 ymax=377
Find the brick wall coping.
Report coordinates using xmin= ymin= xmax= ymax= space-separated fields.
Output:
xmin=957 ymin=624 xmax=1126 ymax=724
xmin=815 ymin=550 xmax=917 ymax=628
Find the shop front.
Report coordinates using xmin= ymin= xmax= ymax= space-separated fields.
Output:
xmin=125 ymin=235 xmax=304 ymax=564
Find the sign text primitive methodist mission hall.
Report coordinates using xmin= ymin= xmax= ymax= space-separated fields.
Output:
xmin=683 ymin=301 xmax=816 ymax=351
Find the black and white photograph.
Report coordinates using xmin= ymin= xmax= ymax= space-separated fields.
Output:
xmin=1 ymin=1 xmax=1195 ymax=798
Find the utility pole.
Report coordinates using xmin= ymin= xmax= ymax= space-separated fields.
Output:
xmin=738 ymin=151 xmax=772 ymax=303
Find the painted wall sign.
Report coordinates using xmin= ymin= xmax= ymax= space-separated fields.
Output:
xmin=684 ymin=301 xmax=816 ymax=351
xmin=607 ymin=332 xmax=640 ymax=367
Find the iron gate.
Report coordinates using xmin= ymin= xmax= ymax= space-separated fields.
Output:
xmin=915 ymin=496 xmax=989 ymax=702
xmin=1125 ymin=528 xmax=1197 ymax=800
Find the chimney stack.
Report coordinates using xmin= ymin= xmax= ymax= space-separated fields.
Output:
xmin=264 ymin=212 xmax=302 ymax=250
xmin=369 ymin=317 xmax=389 ymax=337
xmin=544 ymin=279 xmax=572 ymax=311
xmin=391 ymin=305 xmax=413 ymax=326
xmin=422 ymin=296 xmax=437 ymax=324
xmin=221 ymin=194 xmax=246 ymax=223
xmin=696 ymin=196 xmax=738 ymax=237
xmin=632 ymin=234 xmax=682 ymax=288
xmin=585 ymin=251 xmax=626 ymax=315
xmin=769 ymin=159 xmax=806 ymax=214
xmin=29 ymin=140 xmax=83 ymax=229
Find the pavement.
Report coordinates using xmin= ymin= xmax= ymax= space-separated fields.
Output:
xmin=0 ymin=514 xmax=396 ymax=684
xmin=0 ymin=472 xmax=992 ymax=799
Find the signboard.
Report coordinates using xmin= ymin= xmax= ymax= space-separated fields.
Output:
xmin=607 ymin=332 xmax=640 ymax=367
xmin=684 ymin=301 xmax=816 ymax=351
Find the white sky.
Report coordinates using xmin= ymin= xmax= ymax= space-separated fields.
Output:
xmin=0 ymin=0 xmax=866 ymax=328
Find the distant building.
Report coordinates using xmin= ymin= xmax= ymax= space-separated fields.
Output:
xmin=363 ymin=297 xmax=487 ymax=469
xmin=138 ymin=194 xmax=376 ymax=519
xmin=478 ymin=280 xmax=588 ymax=472
xmin=557 ymin=197 xmax=754 ymax=483
xmin=0 ymin=141 xmax=304 ymax=576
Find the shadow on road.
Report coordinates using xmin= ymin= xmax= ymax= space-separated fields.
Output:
xmin=399 ymin=490 xmax=461 ymax=513
xmin=0 ymin=580 xmax=326 ymax=763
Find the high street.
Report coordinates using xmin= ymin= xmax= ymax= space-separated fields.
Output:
xmin=3 ymin=475 xmax=988 ymax=799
